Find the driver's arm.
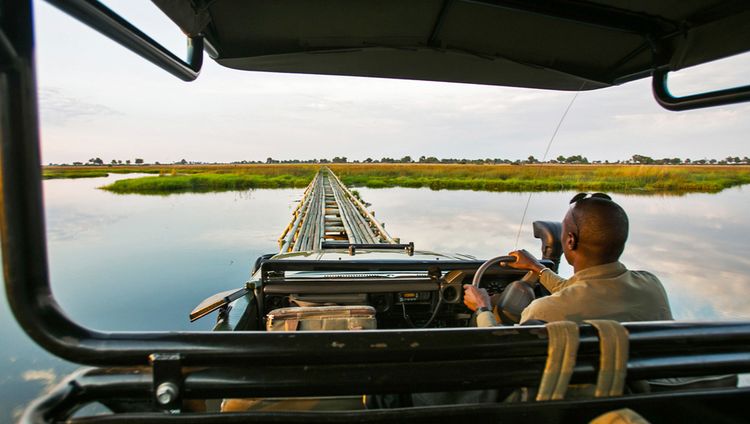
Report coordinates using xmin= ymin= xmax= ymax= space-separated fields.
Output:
xmin=506 ymin=249 xmax=568 ymax=293
xmin=539 ymin=270 xmax=568 ymax=293
xmin=463 ymin=285 xmax=498 ymax=327
xmin=476 ymin=309 xmax=498 ymax=327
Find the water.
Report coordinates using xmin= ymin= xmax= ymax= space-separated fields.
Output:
xmin=2 ymin=175 xmax=749 ymax=420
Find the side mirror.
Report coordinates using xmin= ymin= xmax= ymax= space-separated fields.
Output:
xmin=532 ymin=221 xmax=562 ymax=272
xmin=190 ymin=287 xmax=248 ymax=322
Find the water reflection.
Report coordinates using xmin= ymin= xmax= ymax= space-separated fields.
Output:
xmin=44 ymin=174 xmax=298 ymax=331
xmin=1 ymin=176 xmax=749 ymax=419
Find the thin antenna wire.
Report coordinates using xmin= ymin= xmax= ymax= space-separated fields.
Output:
xmin=513 ymin=83 xmax=585 ymax=249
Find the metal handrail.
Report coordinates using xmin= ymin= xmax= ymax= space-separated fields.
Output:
xmin=22 ymin=365 xmax=750 ymax=422
xmin=652 ymin=68 xmax=750 ymax=111
xmin=43 ymin=0 xmax=203 ymax=81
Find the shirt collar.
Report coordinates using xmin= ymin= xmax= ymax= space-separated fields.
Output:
xmin=568 ymin=261 xmax=627 ymax=284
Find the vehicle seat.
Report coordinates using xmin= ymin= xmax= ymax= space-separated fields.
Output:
xmin=222 ymin=305 xmax=376 ymax=412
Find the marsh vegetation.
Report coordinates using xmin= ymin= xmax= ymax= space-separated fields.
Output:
xmin=43 ymin=164 xmax=750 ymax=195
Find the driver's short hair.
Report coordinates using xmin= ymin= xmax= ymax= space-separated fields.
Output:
xmin=573 ymin=197 xmax=629 ymax=260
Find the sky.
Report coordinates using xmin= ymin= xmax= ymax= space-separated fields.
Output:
xmin=34 ymin=1 xmax=750 ymax=165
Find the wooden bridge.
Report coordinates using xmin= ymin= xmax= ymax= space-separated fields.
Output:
xmin=278 ymin=168 xmax=405 ymax=253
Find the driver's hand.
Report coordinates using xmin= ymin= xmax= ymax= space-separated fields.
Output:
xmin=501 ymin=249 xmax=545 ymax=274
xmin=463 ymin=285 xmax=491 ymax=311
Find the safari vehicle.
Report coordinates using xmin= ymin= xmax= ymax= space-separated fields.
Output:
xmin=3 ymin=0 xmax=750 ymax=422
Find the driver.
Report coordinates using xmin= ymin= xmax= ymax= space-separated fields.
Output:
xmin=464 ymin=193 xmax=673 ymax=325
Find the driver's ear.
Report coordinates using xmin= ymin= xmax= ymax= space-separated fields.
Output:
xmin=566 ymin=232 xmax=578 ymax=250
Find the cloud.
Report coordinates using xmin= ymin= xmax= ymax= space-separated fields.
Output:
xmin=39 ymin=87 xmax=119 ymax=125
xmin=33 ymin=0 xmax=750 ymax=163
xmin=613 ymin=107 xmax=746 ymax=134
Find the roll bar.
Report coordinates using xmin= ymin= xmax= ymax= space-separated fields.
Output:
xmin=43 ymin=0 xmax=203 ymax=81
xmin=21 ymin=367 xmax=750 ymax=422
xmin=652 ymin=68 xmax=750 ymax=111
xmin=4 ymin=0 xmax=750 ymax=420
xmin=0 ymin=0 xmax=749 ymax=374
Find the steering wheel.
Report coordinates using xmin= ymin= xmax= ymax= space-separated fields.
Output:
xmin=471 ymin=255 xmax=516 ymax=286
xmin=471 ymin=255 xmax=539 ymax=324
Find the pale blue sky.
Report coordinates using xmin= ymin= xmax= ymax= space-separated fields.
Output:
xmin=34 ymin=1 xmax=750 ymax=165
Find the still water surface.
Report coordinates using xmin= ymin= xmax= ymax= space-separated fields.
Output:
xmin=2 ymin=174 xmax=749 ymax=420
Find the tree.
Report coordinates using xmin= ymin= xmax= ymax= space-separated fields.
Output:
xmin=364 ymin=158 xmax=373 ymax=163
xmin=556 ymin=155 xmax=566 ymax=163
xmin=180 ymin=158 xmax=188 ymax=165
xmin=527 ymin=155 xmax=538 ymax=164
xmin=125 ymin=160 xmax=131 ymax=165
xmin=564 ymin=154 xmax=588 ymax=164
xmin=135 ymin=158 xmax=144 ymax=164
xmin=400 ymin=156 xmax=412 ymax=163
xmin=631 ymin=154 xmax=654 ymax=164
xmin=332 ymin=156 xmax=347 ymax=163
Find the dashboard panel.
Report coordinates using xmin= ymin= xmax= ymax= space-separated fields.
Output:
xmin=256 ymin=268 xmax=533 ymax=330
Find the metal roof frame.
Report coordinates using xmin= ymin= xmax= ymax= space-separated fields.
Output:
xmin=3 ymin=0 xmax=750 ymax=421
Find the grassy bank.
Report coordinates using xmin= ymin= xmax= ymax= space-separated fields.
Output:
xmin=93 ymin=165 xmax=318 ymax=194
xmin=43 ymin=169 xmax=112 ymax=179
xmin=329 ymin=164 xmax=750 ymax=193
xmin=42 ymin=164 xmax=750 ymax=195
xmin=102 ymin=173 xmax=312 ymax=194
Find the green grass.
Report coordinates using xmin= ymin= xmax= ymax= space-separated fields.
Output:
xmin=43 ymin=169 xmax=111 ymax=179
xmin=42 ymin=163 xmax=750 ymax=195
xmin=43 ymin=166 xmax=167 ymax=179
xmin=100 ymin=173 xmax=312 ymax=194
xmin=329 ymin=164 xmax=750 ymax=194
xmin=336 ymin=173 xmax=750 ymax=193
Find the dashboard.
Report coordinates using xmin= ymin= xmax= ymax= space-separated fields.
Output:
xmin=252 ymin=267 xmax=537 ymax=330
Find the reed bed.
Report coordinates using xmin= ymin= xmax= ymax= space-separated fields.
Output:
xmin=329 ymin=164 xmax=750 ymax=194
xmin=43 ymin=169 xmax=111 ymax=179
xmin=100 ymin=170 xmax=314 ymax=194
xmin=41 ymin=164 xmax=750 ymax=195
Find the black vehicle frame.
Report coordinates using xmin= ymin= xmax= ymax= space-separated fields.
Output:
xmin=3 ymin=0 xmax=750 ymax=422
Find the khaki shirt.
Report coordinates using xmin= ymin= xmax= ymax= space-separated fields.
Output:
xmin=477 ymin=261 xmax=673 ymax=326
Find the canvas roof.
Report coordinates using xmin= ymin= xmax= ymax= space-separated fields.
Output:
xmin=154 ymin=0 xmax=750 ymax=90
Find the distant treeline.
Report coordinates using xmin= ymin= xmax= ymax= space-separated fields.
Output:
xmin=50 ymin=154 xmax=750 ymax=167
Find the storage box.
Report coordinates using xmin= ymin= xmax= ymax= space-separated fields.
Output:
xmin=266 ymin=305 xmax=377 ymax=331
